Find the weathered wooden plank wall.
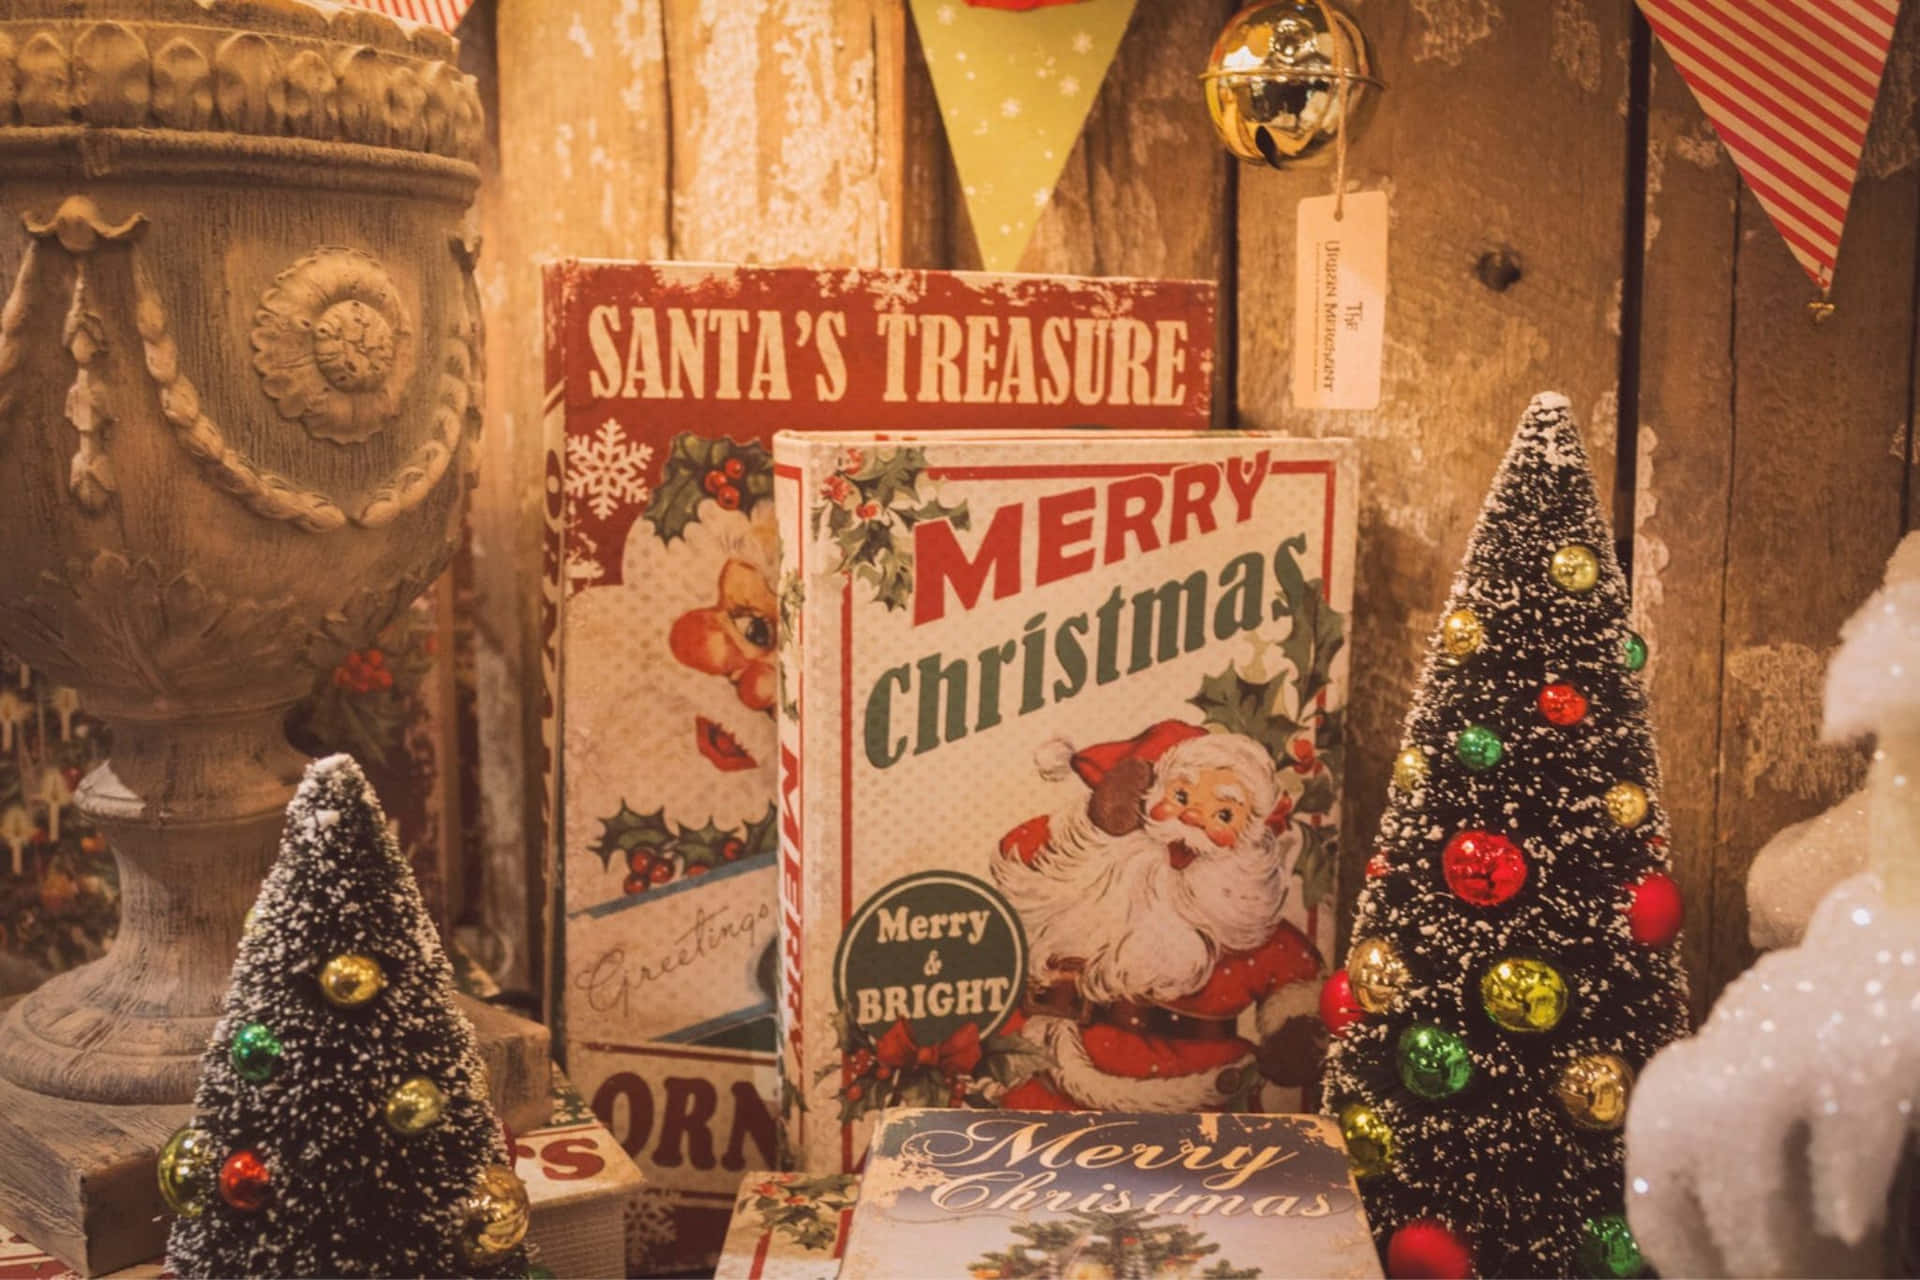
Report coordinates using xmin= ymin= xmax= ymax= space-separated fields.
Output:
xmin=1636 ymin=2 xmax=1920 ymax=1017
xmin=461 ymin=0 xmax=1920 ymax=1014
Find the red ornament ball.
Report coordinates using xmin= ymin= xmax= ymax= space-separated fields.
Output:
xmin=1442 ymin=830 xmax=1528 ymax=906
xmin=1319 ymin=970 xmax=1366 ymax=1036
xmin=218 ymin=1149 xmax=270 ymax=1212
xmin=1628 ymin=872 xmax=1684 ymax=947
xmin=1539 ymin=682 xmax=1589 ymax=726
xmin=1366 ymin=851 xmax=1391 ymax=879
xmin=1387 ymin=1219 xmax=1474 ymax=1279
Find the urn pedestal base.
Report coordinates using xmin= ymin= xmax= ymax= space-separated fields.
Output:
xmin=0 ymin=998 xmax=551 ymax=1277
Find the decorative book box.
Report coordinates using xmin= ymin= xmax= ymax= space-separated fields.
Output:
xmin=842 ymin=1109 xmax=1383 ymax=1278
xmin=714 ymin=1171 xmax=860 ymax=1280
xmin=775 ymin=430 xmax=1357 ymax=1174
xmin=542 ymin=261 xmax=1215 ymax=1269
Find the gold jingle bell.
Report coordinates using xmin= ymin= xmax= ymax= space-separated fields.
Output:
xmin=317 ymin=952 xmax=386 ymax=1008
xmin=1347 ymin=936 xmax=1409 ymax=1013
xmin=1439 ymin=608 xmax=1484 ymax=663
xmin=458 ymin=1163 xmax=532 ymax=1265
xmin=1202 ymin=1 xmax=1382 ymax=168
xmin=385 ymin=1075 xmax=449 ymax=1137
xmin=1392 ymin=747 xmax=1428 ymax=792
xmin=1555 ymin=1053 xmax=1634 ymax=1131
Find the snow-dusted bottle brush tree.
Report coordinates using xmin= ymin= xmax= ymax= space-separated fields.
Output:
xmin=1321 ymin=393 xmax=1690 ymax=1279
xmin=158 ymin=755 xmax=533 ymax=1279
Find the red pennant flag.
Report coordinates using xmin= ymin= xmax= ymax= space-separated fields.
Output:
xmin=1637 ymin=0 xmax=1899 ymax=294
xmin=340 ymin=0 xmax=472 ymax=33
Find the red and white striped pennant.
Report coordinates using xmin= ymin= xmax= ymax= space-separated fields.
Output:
xmin=341 ymin=0 xmax=473 ymax=34
xmin=1637 ymin=0 xmax=1899 ymax=294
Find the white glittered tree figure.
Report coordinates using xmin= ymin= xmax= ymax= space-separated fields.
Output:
xmin=1626 ymin=530 xmax=1920 ymax=1277
xmin=159 ymin=755 xmax=531 ymax=1278
xmin=1320 ymin=394 xmax=1690 ymax=1279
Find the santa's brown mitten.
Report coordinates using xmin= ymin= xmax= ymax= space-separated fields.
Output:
xmin=1256 ymin=1014 xmax=1328 ymax=1087
xmin=1088 ymin=755 xmax=1152 ymax=835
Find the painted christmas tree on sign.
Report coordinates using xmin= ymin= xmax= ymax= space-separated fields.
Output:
xmin=1322 ymin=394 xmax=1690 ymax=1279
xmin=161 ymin=755 xmax=530 ymax=1279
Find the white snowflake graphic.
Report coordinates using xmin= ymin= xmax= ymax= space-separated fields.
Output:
xmin=1058 ymin=74 xmax=1081 ymax=96
xmin=567 ymin=418 xmax=653 ymax=519
xmin=1071 ymin=30 xmax=1094 ymax=54
xmin=1033 ymin=188 xmax=1053 ymax=208
xmin=1000 ymin=97 xmax=1023 ymax=118
xmin=936 ymin=2 xmax=956 ymax=22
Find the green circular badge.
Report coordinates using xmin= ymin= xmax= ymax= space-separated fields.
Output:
xmin=834 ymin=871 xmax=1026 ymax=1046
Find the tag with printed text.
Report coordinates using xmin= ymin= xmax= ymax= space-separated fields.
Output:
xmin=1292 ymin=190 xmax=1387 ymax=411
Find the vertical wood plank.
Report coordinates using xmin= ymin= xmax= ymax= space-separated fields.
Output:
xmin=1701 ymin=4 xmax=1919 ymax=1003
xmin=1631 ymin=32 xmax=1739 ymax=1022
xmin=1236 ymin=0 xmax=1636 ymax=958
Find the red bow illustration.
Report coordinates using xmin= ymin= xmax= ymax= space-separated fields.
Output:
xmin=876 ymin=1018 xmax=983 ymax=1076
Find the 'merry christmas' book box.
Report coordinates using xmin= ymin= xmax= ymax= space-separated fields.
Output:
xmin=774 ymin=429 xmax=1356 ymax=1174
xmin=842 ymin=1109 xmax=1382 ymax=1278
xmin=541 ymin=262 xmax=1215 ymax=1269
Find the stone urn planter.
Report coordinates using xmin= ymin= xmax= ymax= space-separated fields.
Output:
xmin=0 ymin=3 xmax=541 ymax=1269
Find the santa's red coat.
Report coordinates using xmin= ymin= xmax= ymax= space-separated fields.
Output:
xmin=999 ymin=814 xmax=1323 ymax=1109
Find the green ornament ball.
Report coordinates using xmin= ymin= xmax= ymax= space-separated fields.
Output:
xmin=1455 ymin=724 xmax=1504 ymax=772
xmin=1578 ymin=1213 xmax=1646 ymax=1279
xmin=229 ymin=1022 xmax=282 ymax=1084
xmin=1623 ymin=630 xmax=1649 ymax=672
xmin=1396 ymin=1024 xmax=1474 ymax=1098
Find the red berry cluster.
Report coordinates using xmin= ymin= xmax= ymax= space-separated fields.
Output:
xmin=621 ymin=837 xmax=748 ymax=895
xmin=331 ymin=649 xmax=393 ymax=694
xmin=702 ymin=455 xmax=747 ymax=510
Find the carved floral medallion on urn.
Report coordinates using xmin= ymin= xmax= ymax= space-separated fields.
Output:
xmin=0 ymin=0 xmax=483 ymax=1110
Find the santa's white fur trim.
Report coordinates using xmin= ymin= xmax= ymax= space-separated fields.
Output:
xmin=1025 ymin=1014 xmax=1248 ymax=1112
xmin=1256 ymin=979 xmax=1321 ymax=1041
xmin=1035 ymin=736 xmax=1076 ymax=782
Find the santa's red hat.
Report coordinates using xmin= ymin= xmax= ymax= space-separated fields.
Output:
xmin=1034 ymin=720 xmax=1210 ymax=786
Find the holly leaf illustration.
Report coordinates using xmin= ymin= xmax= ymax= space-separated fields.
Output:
xmin=1295 ymin=771 xmax=1336 ymax=818
xmin=743 ymin=803 xmax=779 ymax=859
xmin=1294 ymin=822 xmax=1338 ymax=909
xmin=643 ymin=432 xmax=771 ymax=542
xmin=675 ymin=817 xmax=732 ymax=870
xmin=1272 ymin=533 xmax=1346 ymax=709
xmin=1191 ymin=665 xmax=1298 ymax=763
xmin=982 ymin=1033 xmax=1052 ymax=1088
xmin=854 ymin=446 xmax=928 ymax=507
xmin=899 ymin=495 xmax=970 ymax=532
xmin=589 ymin=801 xmax=674 ymax=870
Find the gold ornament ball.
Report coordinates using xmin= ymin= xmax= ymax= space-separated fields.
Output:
xmin=1392 ymin=747 xmax=1429 ymax=792
xmin=458 ymin=1163 xmax=532 ymax=1265
xmin=1556 ymin=1053 xmax=1634 ymax=1131
xmin=1348 ymin=936 xmax=1410 ymax=1013
xmin=1202 ymin=1 xmax=1381 ymax=168
xmin=317 ymin=952 xmax=386 ymax=1008
xmin=157 ymin=1126 xmax=216 ymax=1218
xmin=1439 ymin=608 xmax=1484 ymax=662
xmin=1605 ymin=781 xmax=1650 ymax=829
xmin=385 ymin=1075 xmax=449 ymax=1137
xmin=1480 ymin=956 xmax=1569 ymax=1033
xmin=1550 ymin=543 xmax=1601 ymax=593
xmin=1339 ymin=1102 xmax=1394 ymax=1178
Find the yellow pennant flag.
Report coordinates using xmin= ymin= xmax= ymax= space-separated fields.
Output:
xmin=910 ymin=0 xmax=1140 ymax=271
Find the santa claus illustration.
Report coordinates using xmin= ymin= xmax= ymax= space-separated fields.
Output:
xmin=991 ymin=720 xmax=1326 ymax=1111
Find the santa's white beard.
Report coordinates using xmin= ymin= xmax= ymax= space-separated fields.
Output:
xmin=994 ymin=806 xmax=1292 ymax=1005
